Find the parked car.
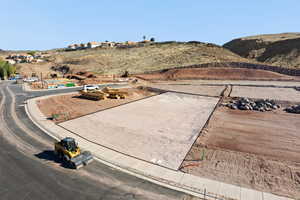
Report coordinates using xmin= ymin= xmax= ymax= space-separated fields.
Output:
xmin=9 ymin=77 xmax=16 ymax=81
xmin=23 ymin=77 xmax=39 ymax=82
xmin=83 ymin=85 xmax=99 ymax=91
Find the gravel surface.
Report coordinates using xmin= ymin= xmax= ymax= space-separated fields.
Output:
xmin=231 ymin=86 xmax=300 ymax=102
xmin=60 ymin=92 xmax=219 ymax=170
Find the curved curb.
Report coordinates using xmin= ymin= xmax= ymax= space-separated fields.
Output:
xmin=24 ymin=93 xmax=224 ymax=200
xmin=24 ymin=92 xmax=295 ymax=200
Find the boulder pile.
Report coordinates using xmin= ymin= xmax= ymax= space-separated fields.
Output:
xmin=225 ymin=98 xmax=280 ymax=112
xmin=285 ymin=105 xmax=300 ymax=114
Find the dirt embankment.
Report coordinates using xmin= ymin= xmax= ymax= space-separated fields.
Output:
xmin=224 ymin=33 xmax=300 ymax=68
xmin=18 ymin=42 xmax=252 ymax=76
xmin=182 ymin=105 xmax=300 ymax=199
xmin=135 ymin=67 xmax=300 ymax=81
xmin=37 ymin=88 xmax=158 ymax=123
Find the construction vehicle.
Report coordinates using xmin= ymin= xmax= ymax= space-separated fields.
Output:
xmin=79 ymin=89 xmax=107 ymax=100
xmin=79 ymin=85 xmax=128 ymax=100
xmin=102 ymin=87 xmax=128 ymax=99
xmin=54 ymin=137 xmax=93 ymax=169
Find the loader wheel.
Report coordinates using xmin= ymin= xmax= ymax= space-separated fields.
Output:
xmin=69 ymin=162 xmax=77 ymax=169
xmin=58 ymin=151 xmax=64 ymax=160
xmin=63 ymin=155 xmax=70 ymax=163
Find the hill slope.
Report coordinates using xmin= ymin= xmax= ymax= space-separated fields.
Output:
xmin=18 ymin=42 xmax=252 ymax=76
xmin=223 ymin=33 xmax=300 ymax=68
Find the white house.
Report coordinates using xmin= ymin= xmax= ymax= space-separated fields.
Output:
xmin=68 ymin=44 xmax=77 ymax=50
xmin=87 ymin=42 xmax=102 ymax=48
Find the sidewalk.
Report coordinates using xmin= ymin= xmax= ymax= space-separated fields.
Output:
xmin=22 ymin=82 xmax=82 ymax=92
xmin=25 ymin=93 xmax=294 ymax=200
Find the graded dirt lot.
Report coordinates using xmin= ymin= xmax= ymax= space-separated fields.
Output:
xmin=231 ymin=86 xmax=300 ymax=102
xmin=151 ymin=84 xmax=225 ymax=96
xmin=136 ymin=67 xmax=300 ymax=81
xmin=59 ymin=92 xmax=219 ymax=170
xmin=182 ymin=106 xmax=300 ymax=198
xmin=37 ymin=88 xmax=158 ymax=123
xmin=154 ymin=79 xmax=300 ymax=87
xmin=202 ymin=107 xmax=300 ymax=163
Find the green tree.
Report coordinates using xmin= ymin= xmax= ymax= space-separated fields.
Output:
xmin=0 ymin=59 xmax=16 ymax=79
xmin=6 ymin=63 xmax=16 ymax=77
xmin=28 ymin=51 xmax=36 ymax=56
xmin=0 ymin=65 xmax=7 ymax=80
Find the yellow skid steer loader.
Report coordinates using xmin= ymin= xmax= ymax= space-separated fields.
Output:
xmin=54 ymin=137 xmax=93 ymax=169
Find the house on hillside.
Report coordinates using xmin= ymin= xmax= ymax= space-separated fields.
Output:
xmin=80 ymin=43 xmax=88 ymax=49
xmin=125 ymin=41 xmax=137 ymax=45
xmin=101 ymin=42 xmax=116 ymax=48
xmin=87 ymin=42 xmax=102 ymax=48
xmin=68 ymin=44 xmax=77 ymax=50
xmin=6 ymin=59 xmax=16 ymax=64
xmin=74 ymin=44 xmax=80 ymax=49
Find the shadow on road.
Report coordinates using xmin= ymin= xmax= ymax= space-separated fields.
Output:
xmin=35 ymin=150 xmax=71 ymax=169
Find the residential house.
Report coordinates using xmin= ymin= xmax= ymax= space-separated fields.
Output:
xmin=68 ymin=44 xmax=77 ymax=50
xmin=87 ymin=42 xmax=102 ymax=48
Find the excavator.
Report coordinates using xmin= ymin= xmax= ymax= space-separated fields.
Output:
xmin=54 ymin=137 xmax=93 ymax=169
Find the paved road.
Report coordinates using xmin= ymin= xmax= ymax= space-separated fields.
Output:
xmin=0 ymin=81 xmax=195 ymax=200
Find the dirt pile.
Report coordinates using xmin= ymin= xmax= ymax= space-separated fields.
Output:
xmin=135 ymin=67 xmax=299 ymax=81
xmin=223 ymin=32 xmax=300 ymax=68
xmin=224 ymin=98 xmax=280 ymax=112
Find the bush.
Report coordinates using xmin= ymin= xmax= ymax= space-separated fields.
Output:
xmin=28 ymin=51 xmax=36 ymax=56
xmin=0 ymin=59 xmax=16 ymax=79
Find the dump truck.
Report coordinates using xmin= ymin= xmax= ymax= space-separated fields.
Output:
xmin=102 ymin=87 xmax=128 ymax=99
xmin=54 ymin=137 xmax=93 ymax=169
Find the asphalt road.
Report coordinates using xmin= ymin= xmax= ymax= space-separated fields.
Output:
xmin=0 ymin=81 xmax=195 ymax=200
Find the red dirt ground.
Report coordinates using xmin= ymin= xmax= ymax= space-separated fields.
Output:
xmin=136 ymin=67 xmax=300 ymax=81
xmin=37 ymin=88 xmax=157 ymax=123
xmin=204 ymin=107 xmax=300 ymax=163
xmin=182 ymin=106 xmax=300 ymax=198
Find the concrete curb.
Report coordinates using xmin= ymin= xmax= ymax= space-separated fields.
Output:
xmin=23 ymin=82 xmax=129 ymax=92
xmin=25 ymin=93 xmax=295 ymax=200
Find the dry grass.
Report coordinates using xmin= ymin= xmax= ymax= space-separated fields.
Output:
xmin=49 ymin=42 xmax=250 ymax=75
xmin=224 ymin=33 xmax=300 ymax=68
xmin=241 ymin=32 xmax=300 ymax=42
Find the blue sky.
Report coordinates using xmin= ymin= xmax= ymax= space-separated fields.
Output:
xmin=1 ymin=0 xmax=299 ymax=50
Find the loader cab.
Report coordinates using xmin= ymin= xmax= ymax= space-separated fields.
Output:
xmin=61 ymin=137 xmax=78 ymax=152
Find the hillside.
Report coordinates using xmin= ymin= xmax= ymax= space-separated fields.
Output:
xmin=223 ymin=33 xmax=300 ymax=68
xmin=17 ymin=42 xmax=252 ymax=76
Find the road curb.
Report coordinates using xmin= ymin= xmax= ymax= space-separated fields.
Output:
xmin=24 ymin=93 xmax=224 ymax=200
xmin=23 ymin=82 xmax=129 ymax=92
xmin=24 ymin=92 xmax=295 ymax=200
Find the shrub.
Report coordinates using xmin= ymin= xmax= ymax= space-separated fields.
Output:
xmin=28 ymin=51 xmax=36 ymax=56
xmin=0 ymin=59 xmax=16 ymax=79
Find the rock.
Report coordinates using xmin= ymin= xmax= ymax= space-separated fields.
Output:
xmin=232 ymin=105 xmax=238 ymax=110
xmin=285 ymin=104 xmax=300 ymax=114
xmin=227 ymin=98 xmax=280 ymax=112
